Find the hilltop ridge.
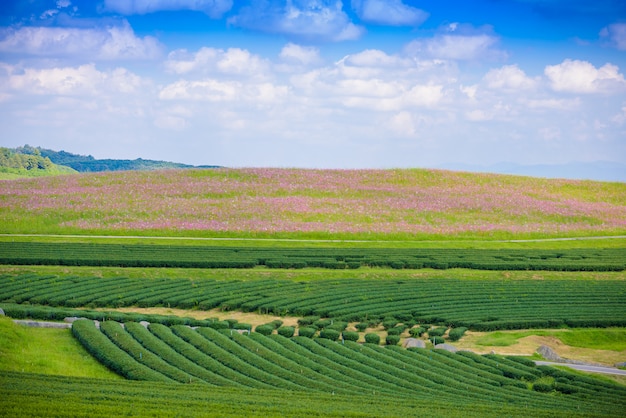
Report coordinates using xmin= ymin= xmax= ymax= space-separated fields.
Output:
xmin=7 ymin=145 xmax=220 ymax=174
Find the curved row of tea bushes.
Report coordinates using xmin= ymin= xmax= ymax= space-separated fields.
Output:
xmin=70 ymin=320 xmax=626 ymax=416
xmin=68 ymin=321 xmax=626 ymax=412
xmin=3 ymin=273 xmax=626 ymax=330
xmin=1 ymin=242 xmax=624 ymax=271
xmin=9 ymin=370 xmax=608 ymax=418
xmin=71 ymin=320 xmax=172 ymax=382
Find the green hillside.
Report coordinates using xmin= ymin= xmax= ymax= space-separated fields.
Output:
xmin=0 ymin=147 xmax=76 ymax=179
xmin=13 ymin=144 xmax=220 ymax=172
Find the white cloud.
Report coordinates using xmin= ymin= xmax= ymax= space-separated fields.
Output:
xmin=0 ymin=22 xmax=163 ymax=60
xmin=279 ymin=43 xmax=321 ymax=66
xmin=405 ymin=34 xmax=504 ymax=61
xmin=483 ymin=65 xmax=536 ymax=91
xmin=343 ymin=49 xmax=411 ymax=68
xmin=103 ymin=0 xmax=233 ymax=18
xmin=600 ymin=23 xmax=626 ymax=50
xmin=228 ymin=0 xmax=365 ymax=42
xmin=159 ymin=79 xmax=289 ymax=103
xmin=351 ymin=0 xmax=428 ymax=26
xmin=164 ymin=47 xmax=269 ymax=77
xmin=544 ymin=59 xmax=626 ymax=93
xmin=4 ymin=64 xmax=144 ymax=96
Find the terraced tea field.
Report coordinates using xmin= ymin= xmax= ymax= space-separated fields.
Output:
xmin=1 ymin=168 xmax=625 ymax=416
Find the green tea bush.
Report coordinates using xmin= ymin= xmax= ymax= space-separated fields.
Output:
xmin=355 ymin=322 xmax=368 ymax=332
xmin=277 ymin=326 xmax=295 ymax=338
xmin=313 ymin=319 xmax=333 ymax=329
xmin=297 ymin=316 xmax=320 ymax=327
xmin=409 ymin=327 xmax=426 ymax=337
xmin=386 ymin=327 xmax=403 ymax=336
xmin=382 ymin=317 xmax=398 ymax=330
xmin=319 ymin=329 xmax=340 ymax=341
xmin=386 ymin=335 xmax=400 ymax=346
xmin=364 ymin=333 xmax=380 ymax=345
xmin=533 ymin=382 xmax=554 ymax=393
xmin=430 ymin=336 xmax=445 ymax=345
xmin=233 ymin=323 xmax=252 ymax=331
xmin=342 ymin=331 xmax=359 ymax=342
xmin=428 ymin=327 xmax=447 ymax=337
xmin=255 ymin=325 xmax=274 ymax=336
xmin=297 ymin=327 xmax=317 ymax=338
xmin=448 ymin=327 xmax=467 ymax=342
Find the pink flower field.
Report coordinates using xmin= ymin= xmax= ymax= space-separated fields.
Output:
xmin=1 ymin=168 xmax=625 ymax=238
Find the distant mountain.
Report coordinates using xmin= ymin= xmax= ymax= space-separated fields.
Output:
xmin=437 ymin=161 xmax=626 ymax=183
xmin=13 ymin=145 xmax=220 ymax=173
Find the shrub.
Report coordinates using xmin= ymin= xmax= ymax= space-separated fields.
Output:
xmin=364 ymin=333 xmax=381 ymax=345
xmin=267 ymin=320 xmax=283 ymax=329
xmin=326 ymin=321 xmax=348 ymax=332
xmin=297 ymin=327 xmax=317 ymax=338
xmin=428 ymin=327 xmax=447 ymax=337
xmin=233 ymin=323 xmax=252 ymax=331
xmin=355 ymin=322 xmax=368 ymax=332
xmin=382 ymin=317 xmax=398 ymax=330
xmin=409 ymin=327 xmax=426 ymax=337
xmin=277 ymin=326 xmax=295 ymax=338
xmin=533 ymin=382 xmax=554 ymax=393
xmin=313 ymin=318 xmax=333 ymax=329
xmin=225 ymin=319 xmax=238 ymax=328
xmin=319 ymin=329 xmax=340 ymax=341
xmin=208 ymin=320 xmax=230 ymax=330
xmin=386 ymin=335 xmax=401 ymax=346
xmin=430 ymin=336 xmax=445 ymax=345
xmin=386 ymin=327 xmax=403 ymax=336
xmin=254 ymin=325 xmax=274 ymax=336
xmin=297 ymin=316 xmax=320 ymax=327
xmin=342 ymin=331 xmax=359 ymax=342
xmin=448 ymin=327 xmax=468 ymax=342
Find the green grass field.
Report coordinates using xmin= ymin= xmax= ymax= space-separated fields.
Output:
xmin=475 ymin=328 xmax=626 ymax=351
xmin=0 ymin=316 xmax=119 ymax=379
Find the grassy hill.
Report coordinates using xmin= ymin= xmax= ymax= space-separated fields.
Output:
xmin=1 ymin=167 xmax=624 ymax=240
xmin=0 ymin=147 xmax=76 ymax=179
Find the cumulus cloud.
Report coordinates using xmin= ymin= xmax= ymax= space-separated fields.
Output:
xmin=103 ymin=0 xmax=233 ymax=18
xmin=405 ymin=24 xmax=504 ymax=61
xmin=279 ymin=43 xmax=321 ymax=66
xmin=544 ymin=59 xmax=626 ymax=93
xmin=159 ymin=79 xmax=289 ymax=103
xmin=4 ymin=64 xmax=144 ymax=95
xmin=164 ymin=47 xmax=270 ymax=78
xmin=0 ymin=22 xmax=163 ymax=60
xmin=483 ymin=65 xmax=537 ymax=91
xmin=228 ymin=0 xmax=364 ymax=42
xmin=600 ymin=23 xmax=626 ymax=50
xmin=351 ymin=0 xmax=428 ymax=26
xmin=343 ymin=49 xmax=412 ymax=68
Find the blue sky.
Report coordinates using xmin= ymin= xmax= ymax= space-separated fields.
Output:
xmin=0 ymin=1 xmax=625 ymax=175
